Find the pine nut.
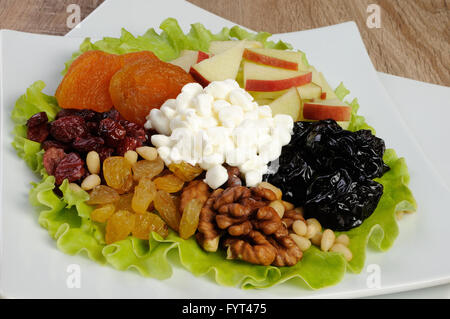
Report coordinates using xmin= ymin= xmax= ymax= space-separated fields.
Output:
xmin=336 ymin=234 xmax=350 ymax=246
xmin=281 ymin=200 xmax=294 ymax=211
xmin=294 ymin=207 xmax=304 ymax=217
xmin=258 ymin=182 xmax=282 ymax=200
xmin=124 ymin=150 xmax=138 ymax=165
xmin=290 ymin=233 xmax=311 ymax=251
xmin=321 ymin=229 xmax=336 ymax=252
xmin=311 ymin=231 xmax=323 ymax=246
xmin=86 ymin=151 xmax=100 ymax=174
xmin=292 ymin=220 xmax=307 ymax=236
xmin=330 ymin=243 xmax=353 ymax=261
xmin=136 ymin=146 xmax=158 ymax=161
xmin=269 ymin=200 xmax=285 ymax=218
xmin=81 ymin=174 xmax=101 ymax=191
xmin=305 ymin=218 xmax=322 ymax=239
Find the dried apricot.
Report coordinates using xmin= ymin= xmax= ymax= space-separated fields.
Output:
xmin=103 ymin=156 xmax=133 ymax=193
xmin=90 ymin=203 xmax=116 ymax=223
xmin=168 ymin=162 xmax=203 ymax=182
xmin=179 ymin=199 xmax=203 ymax=240
xmin=154 ymin=190 xmax=181 ymax=231
xmin=105 ymin=210 xmax=135 ymax=244
xmin=87 ymin=185 xmax=120 ymax=205
xmin=109 ymin=59 xmax=194 ymax=125
xmin=132 ymin=177 xmax=157 ymax=214
xmin=132 ymin=158 xmax=164 ymax=181
xmin=56 ymin=51 xmax=122 ymax=112
xmin=119 ymin=51 xmax=159 ymax=66
xmin=132 ymin=212 xmax=169 ymax=240
xmin=154 ymin=173 xmax=184 ymax=193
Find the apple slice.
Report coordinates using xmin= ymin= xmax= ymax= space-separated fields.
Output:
xmin=296 ymin=83 xmax=322 ymax=100
xmin=244 ymin=62 xmax=312 ymax=92
xmin=308 ymin=66 xmax=338 ymax=100
xmin=303 ymin=99 xmax=351 ymax=122
xmin=245 ymin=48 xmax=308 ymax=71
xmin=190 ymin=42 xmax=245 ymax=86
xmin=255 ymin=98 xmax=274 ymax=106
xmin=243 ymin=49 xmax=298 ymax=70
xmin=170 ymin=50 xmax=210 ymax=72
xmin=250 ymin=90 xmax=288 ymax=100
xmin=268 ymin=87 xmax=301 ymax=121
xmin=208 ymin=40 xmax=262 ymax=55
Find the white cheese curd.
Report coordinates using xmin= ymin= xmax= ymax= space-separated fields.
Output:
xmin=145 ymin=79 xmax=293 ymax=189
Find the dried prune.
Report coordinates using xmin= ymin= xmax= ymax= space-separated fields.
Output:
xmin=98 ymin=118 xmax=126 ymax=147
xmin=50 ymin=115 xmax=88 ymax=143
xmin=72 ymin=136 xmax=104 ymax=153
xmin=43 ymin=147 xmax=66 ymax=176
xmin=54 ymin=152 xmax=86 ymax=185
xmin=264 ymin=120 xmax=388 ymax=231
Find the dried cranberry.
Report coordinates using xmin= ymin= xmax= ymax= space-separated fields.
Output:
xmin=75 ymin=110 xmax=100 ymax=121
xmin=102 ymin=109 xmax=122 ymax=121
xmin=98 ymin=118 xmax=126 ymax=147
xmin=87 ymin=121 xmax=99 ymax=135
xmin=27 ymin=112 xmax=48 ymax=127
xmin=72 ymin=136 xmax=105 ymax=153
xmin=43 ymin=147 xmax=66 ymax=176
xmin=27 ymin=123 xmax=50 ymax=143
xmin=54 ymin=152 xmax=86 ymax=185
xmin=121 ymin=121 xmax=147 ymax=143
xmin=50 ymin=115 xmax=88 ymax=143
xmin=116 ymin=136 xmax=141 ymax=156
xmin=42 ymin=140 xmax=71 ymax=151
xmin=97 ymin=146 xmax=114 ymax=162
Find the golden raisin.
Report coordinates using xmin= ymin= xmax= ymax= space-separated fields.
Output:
xmin=154 ymin=173 xmax=184 ymax=193
xmin=103 ymin=156 xmax=133 ymax=194
xmin=87 ymin=185 xmax=120 ymax=205
xmin=90 ymin=203 xmax=116 ymax=223
xmin=168 ymin=162 xmax=203 ymax=182
xmin=132 ymin=177 xmax=157 ymax=214
xmin=179 ymin=199 xmax=203 ymax=240
xmin=154 ymin=190 xmax=181 ymax=232
xmin=132 ymin=158 xmax=164 ymax=181
xmin=105 ymin=210 xmax=135 ymax=244
xmin=132 ymin=212 xmax=169 ymax=240
xmin=115 ymin=193 xmax=134 ymax=211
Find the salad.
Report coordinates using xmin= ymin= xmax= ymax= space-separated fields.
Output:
xmin=10 ymin=18 xmax=416 ymax=289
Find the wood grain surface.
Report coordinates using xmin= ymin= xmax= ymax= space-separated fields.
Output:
xmin=0 ymin=0 xmax=448 ymax=86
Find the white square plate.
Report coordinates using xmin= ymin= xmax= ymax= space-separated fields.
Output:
xmin=1 ymin=1 xmax=450 ymax=298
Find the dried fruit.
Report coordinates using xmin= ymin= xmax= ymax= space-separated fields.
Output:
xmin=50 ymin=115 xmax=88 ymax=143
xmin=154 ymin=173 xmax=184 ymax=193
xmin=120 ymin=121 xmax=146 ymax=143
xmin=54 ymin=152 xmax=86 ymax=185
xmin=116 ymin=136 xmax=140 ymax=156
xmin=55 ymin=51 xmax=122 ymax=112
xmin=179 ymin=199 xmax=203 ymax=240
xmin=168 ymin=162 xmax=203 ymax=182
xmin=115 ymin=193 xmax=134 ymax=211
xmin=90 ymin=203 xmax=116 ymax=223
xmin=87 ymin=185 xmax=120 ymax=205
xmin=72 ymin=136 xmax=104 ymax=153
xmin=27 ymin=112 xmax=48 ymax=127
xmin=96 ymin=146 xmax=114 ymax=162
xmin=109 ymin=59 xmax=194 ymax=125
xmin=154 ymin=190 xmax=181 ymax=231
xmin=98 ymin=118 xmax=126 ymax=147
xmin=103 ymin=156 xmax=133 ymax=193
xmin=132 ymin=158 xmax=164 ymax=181
xmin=43 ymin=147 xmax=66 ymax=176
xmin=42 ymin=140 xmax=71 ymax=151
xmin=132 ymin=212 xmax=169 ymax=240
xmin=27 ymin=114 xmax=50 ymax=143
xmin=132 ymin=177 xmax=157 ymax=214
xmin=119 ymin=51 xmax=160 ymax=66
xmin=105 ymin=210 xmax=135 ymax=244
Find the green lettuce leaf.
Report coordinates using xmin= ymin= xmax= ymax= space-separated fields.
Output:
xmin=12 ymin=18 xmax=416 ymax=290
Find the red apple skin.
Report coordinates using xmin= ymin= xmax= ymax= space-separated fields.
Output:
xmin=246 ymin=72 xmax=312 ymax=92
xmin=243 ymin=49 xmax=298 ymax=71
xmin=197 ymin=51 xmax=210 ymax=63
xmin=303 ymin=103 xmax=351 ymax=121
xmin=320 ymin=92 xmax=327 ymax=100
xmin=189 ymin=67 xmax=211 ymax=87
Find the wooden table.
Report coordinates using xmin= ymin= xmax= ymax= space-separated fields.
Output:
xmin=0 ymin=0 xmax=448 ymax=86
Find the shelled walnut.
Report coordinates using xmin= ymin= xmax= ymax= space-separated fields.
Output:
xmin=196 ymin=185 xmax=303 ymax=266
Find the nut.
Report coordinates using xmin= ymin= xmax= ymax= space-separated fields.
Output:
xmin=310 ymin=231 xmax=323 ymax=246
xmin=124 ymin=150 xmax=138 ymax=165
xmin=320 ymin=229 xmax=335 ymax=252
xmin=257 ymin=182 xmax=282 ymax=200
xmin=136 ymin=146 xmax=158 ymax=161
xmin=330 ymin=243 xmax=353 ymax=261
xmin=81 ymin=174 xmax=101 ymax=191
xmin=305 ymin=218 xmax=322 ymax=239
xmin=180 ymin=180 xmax=210 ymax=213
xmin=282 ymin=209 xmax=305 ymax=229
xmin=86 ymin=151 xmax=100 ymax=174
xmin=336 ymin=234 xmax=350 ymax=246
xmin=269 ymin=200 xmax=285 ymax=219
xmin=292 ymin=220 xmax=307 ymax=237
xmin=290 ymin=233 xmax=311 ymax=251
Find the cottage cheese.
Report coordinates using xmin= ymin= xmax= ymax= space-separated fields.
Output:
xmin=145 ymin=80 xmax=293 ymax=189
